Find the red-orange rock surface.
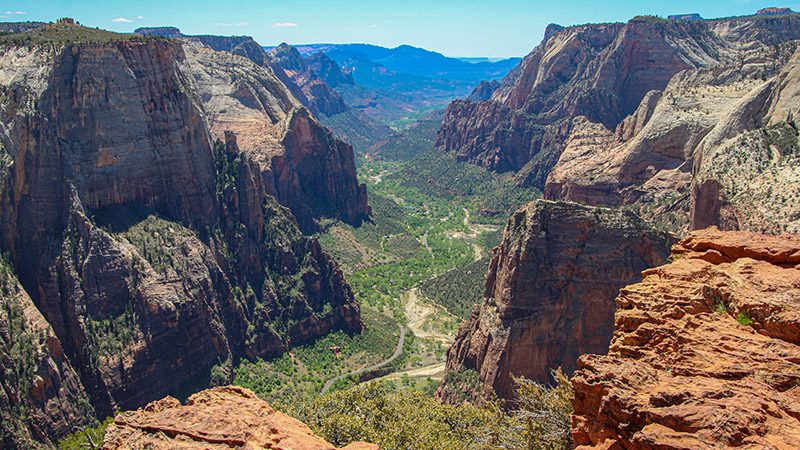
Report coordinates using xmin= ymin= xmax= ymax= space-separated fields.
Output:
xmin=103 ymin=386 xmax=378 ymax=450
xmin=571 ymin=227 xmax=800 ymax=449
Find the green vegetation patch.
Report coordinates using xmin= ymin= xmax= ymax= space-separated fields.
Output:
xmin=737 ymin=311 xmax=754 ymax=326
xmin=233 ymin=308 xmax=402 ymax=410
xmin=300 ymin=368 xmax=574 ymax=450
xmin=419 ymin=258 xmax=490 ymax=319
xmin=58 ymin=417 xmax=113 ymax=450
xmin=0 ymin=22 xmax=163 ymax=46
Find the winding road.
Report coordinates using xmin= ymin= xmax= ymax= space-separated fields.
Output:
xmin=320 ymin=325 xmax=407 ymax=395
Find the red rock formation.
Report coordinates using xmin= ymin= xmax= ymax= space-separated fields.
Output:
xmin=571 ymin=227 xmax=800 ymax=449
xmin=439 ymin=200 xmax=672 ymax=402
xmin=103 ymin=386 xmax=379 ymax=450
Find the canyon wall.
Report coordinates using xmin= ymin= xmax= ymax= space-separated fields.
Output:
xmin=437 ymin=15 xmax=800 ymax=198
xmin=0 ymin=25 xmax=366 ymax=445
xmin=439 ymin=200 xmax=672 ymax=402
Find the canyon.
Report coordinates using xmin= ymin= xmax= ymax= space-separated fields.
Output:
xmin=3 ymin=6 xmax=800 ymax=450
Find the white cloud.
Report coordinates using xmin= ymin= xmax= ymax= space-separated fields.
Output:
xmin=136 ymin=15 xmax=145 ymax=19
xmin=215 ymin=21 xmax=248 ymax=27
xmin=0 ymin=16 xmax=7 ymax=19
xmin=5 ymin=11 xmax=26 ymax=15
xmin=112 ymin=17 xmax=132 ymax=23
xmin=271 ymin=22 xmax=298 ymax=28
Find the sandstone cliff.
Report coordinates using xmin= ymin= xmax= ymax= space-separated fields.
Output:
xmin=103 ymin=386 xmax=378 ymax=449
xmin=183 ymin=43 xmax=369 ymax=231
xmin=439 ymin=200 xmax=672 ymax=402
xmin=437 ymin=14 xmax=800 ymax=190
xmin=544 ymin=40 xmax=800 ymax=235
xmin=0 ymin=24 xmax=365 ymax=445
xmin=571 ymin=227 xmax=800 ymax=449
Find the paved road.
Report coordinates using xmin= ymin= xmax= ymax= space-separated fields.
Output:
xmin=320 ymin=325 xmax=407 ymax=395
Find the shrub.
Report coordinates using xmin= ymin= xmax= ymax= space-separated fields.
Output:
xmin=737 ymin=311 xmax=754 ymax=326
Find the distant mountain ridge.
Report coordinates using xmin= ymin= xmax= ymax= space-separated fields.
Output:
xmin=261 ymin=43 xmax=519 ymax=130
xmin=264 ymin=43 xmax=520 ymax=84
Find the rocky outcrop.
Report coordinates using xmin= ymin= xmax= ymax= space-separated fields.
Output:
xmin=184 ymin=44 xmax=369 ymax=231
xmin=307 ymin=52 xmax=355 ymax=88
xmin=103 ymin=386 xmax=379 ymax=449
xmin=437 ymin=13 xmax=800 ymax=190
xmin=532 ymin=19 xmax=800 ymax=235
xmin=269 ymin=43 xmax=349 ymax=117
xmin=689 ymin=45 xmax=800 ymax=234
xmin=571 ymin=227 xmax=800 ymax=449
xmin=0 ymin=258 xmax=94 ymax=448
xmin=466 ymin=80 xmax=500 ymax=102
xmin=542 ymin=40 xmax=800 ymax=235
xmin=757 ymin=7 xmax=796 ymax=17
xmin=439 ymin=200 xmax=672 ymax=402
xmin=0 ymin=24 xmax=364 ymax=444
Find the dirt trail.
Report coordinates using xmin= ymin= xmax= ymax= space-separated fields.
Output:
xmin=403 ymin=288 xmax=456 ymax=344
xmin=374 ymin=363 xmax=447 ymax=382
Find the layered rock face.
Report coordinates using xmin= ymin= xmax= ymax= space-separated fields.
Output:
xmin=571 ymin=228 xmax=800 ymax=449
xmin=466 ymin=80 xmax=500 ymax=102
xmin=134 ymin=28 xmax=353 ymax=120
xmin=103 ymin=386 xmax=379 ymax=450
xmin=269 ymin=43 xmax=349 ymax=117
xmin=0 ymin=25 xmax=365 ymax=445
xmin=437 ymin=14 xmax=800 ymax=190
xmin=439 ymin=200 xmax=672 ymax=402
xmin=0 ymin=258 xmax=93 ymax=447
xmin=183 ymin=43 xmax=369 ymax=231
xmin=546 ymin=42 xmax=800 ymax=235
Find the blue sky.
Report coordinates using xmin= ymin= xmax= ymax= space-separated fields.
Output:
xmin=4 ymin=1 xmax=800 ymax=57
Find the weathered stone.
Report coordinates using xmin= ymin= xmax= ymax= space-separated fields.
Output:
xmin=103 ymin=386 xmax=379 ymax=450
xmin=571 ymin=227 xmax=800 ymax=449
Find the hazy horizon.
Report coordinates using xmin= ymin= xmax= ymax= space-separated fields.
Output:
xmin=4 ymin=1 xmax=800 ymax=58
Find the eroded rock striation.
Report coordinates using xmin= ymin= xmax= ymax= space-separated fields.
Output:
xmin=103 ymin=386 xmax=379 ymax=450
xmin=571 ymin=227 xmax=800 ymax=449
xmin=437 ymin=13 xmax=800 ymax=193
xmin=0 ymin=24 xmax=365 ymax=445
xmin=0 ymin=258 xmax=94 ymax=447
xmin=439 ymin=200 xmax=672 ymax=402
xmin=544 ymin=38 xmax=800 ymax=234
